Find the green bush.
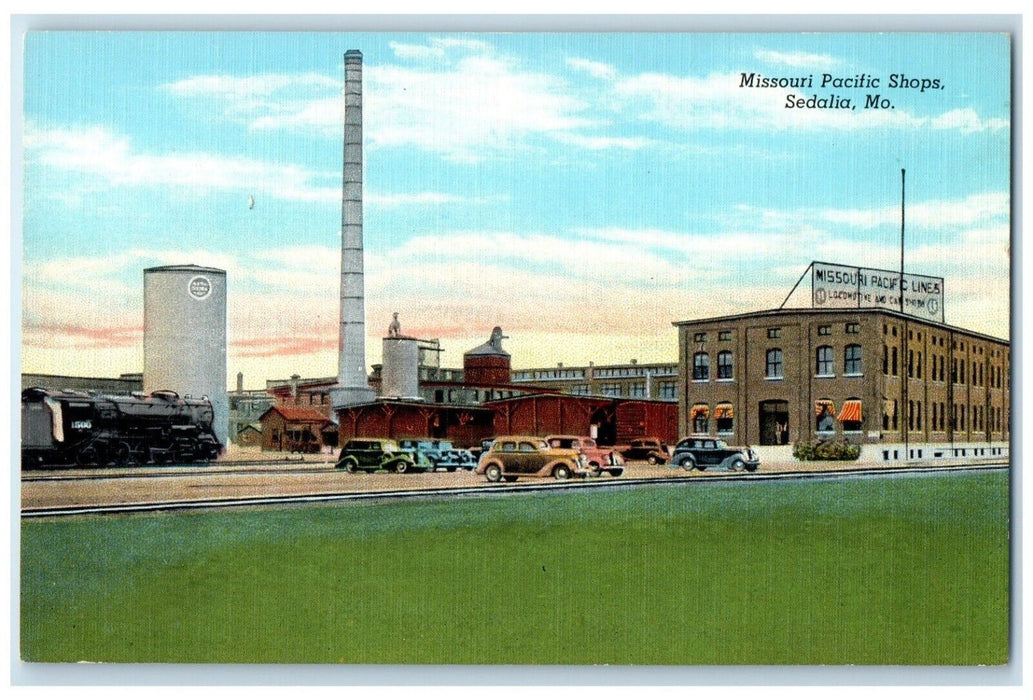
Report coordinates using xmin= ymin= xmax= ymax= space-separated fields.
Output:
xmin=793 ymin=439 xmax=861 ymax=461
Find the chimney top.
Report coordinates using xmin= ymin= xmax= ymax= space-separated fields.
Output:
xmin=345 ymin=49 xmax=362 ymax=58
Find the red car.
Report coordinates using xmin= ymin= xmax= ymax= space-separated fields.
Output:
xmin=545 ymin=435 xmax=624 ymax=477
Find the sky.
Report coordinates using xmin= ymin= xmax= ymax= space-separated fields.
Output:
xmin=19 ymin=31 xmax=1012 ymax=389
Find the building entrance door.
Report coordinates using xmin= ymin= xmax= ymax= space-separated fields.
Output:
xmin=759 ymin=400 xmax=790 ymax=445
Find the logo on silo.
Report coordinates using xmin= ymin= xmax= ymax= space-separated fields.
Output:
xmin=188 ymin=276 xmax=212 ymax=300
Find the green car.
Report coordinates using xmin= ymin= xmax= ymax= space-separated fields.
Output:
xmin=335 ymin=438 xmax=428 ymax=474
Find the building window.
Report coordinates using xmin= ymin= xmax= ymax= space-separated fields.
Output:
xmin=838 ymin=398 xmax=863 ymax=432
xmin=715 ymin=403 xmax=734 ymax=434
xmin=844 ymin=344 xmax=862 ymax=375
xmin=891 ymin=347 xmax=898 ymax=376
xmin=693 ymin=353 xmax=710 ymax=381
xmin=601 ymin=383 xmax=622 ymax=397
xmin=765 ymin=349 xmax=783 ymax=379
xmin=882 ymin=345 xmax=889 ymax=374
xmin=718 ymin=331 xmax=732 ymax=341
xmin=815 ymin=399 xmax=835 ymax=433
xmin=630 ymin=382 xmax=647 ymax=398
xmin=818 ymin=325 xmax=831 ymax=336
xmin=717 ymin=351 xmax=733 ymax=379
xmin=815 ymin=346 xmax=834 ymax=376
xmin=767 ymin=328 xmax=781 ymax=339
xmin=659 ymin=382 xmax=677 ymax=400
xmin=691 ymin=404 xmax=710 ymax=434
xmin=694 ymin=332 xmax=707 ymax=343
xmin=846 ymin=323 xmax=860 ymax=334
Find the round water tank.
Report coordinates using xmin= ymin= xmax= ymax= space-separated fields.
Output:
xmin=143 ymin=265 xmax=228 ymax=447
xmin=381 ymin=337 xmax=420 ymax=399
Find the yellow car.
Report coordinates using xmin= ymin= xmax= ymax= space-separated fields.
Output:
xmin=475 ymin=436 xmax=590 ymax=482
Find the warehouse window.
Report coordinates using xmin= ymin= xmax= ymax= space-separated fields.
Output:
xmin=844 ymin=344 xmax=862 ymax=375
xmin=846 ymin=323 xmax=860 ymax=334
xmin=815 ymin=346 xmax=834 ymax=376
xmin=891 ymin=347 xmax=898 ymax=376
xmin=767 ymin=328 xmax=781 ymax=339
xmin=715 ymin=403 xmax=734 ymax=434
xmin=718 ymin=331 xmax=732 ymax=341
xmin=839 ymin=398 xmax=863 ymax=432
xmin=818 ymin=325 xmax=831 ymax=336
xmin=694 ymin=332 xmax=707 ymax=343
xmin=815 ymin=399 xmax=835 ymax=434
xmin=659 ymin=382 xmax=677 ymax=400
xmin=765 ymin=349 xmax=783 ymax=379
xmin=630 ymin=382 xmax=647 ymax=398
xmin=693 ymin=353 xmax=710 ymax=381
xmin=691 ymin=404 xmax=710 ymax=434
xmin=717 ymin=351 xmax=733 ymax=379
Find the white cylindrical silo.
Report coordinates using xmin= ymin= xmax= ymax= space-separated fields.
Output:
xmin=381 ymin=337 xmax=420 ymax=399
xmin=143 ymin=264 xmax=228 ymax=447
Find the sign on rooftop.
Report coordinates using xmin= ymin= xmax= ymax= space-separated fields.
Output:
xmin=811 ymin=261 xmax=944 ymax=322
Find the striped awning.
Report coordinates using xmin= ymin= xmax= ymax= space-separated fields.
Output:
xmin=714 ymin=404 xmax=734 ymax=419
xmin=815 ymin=399 xmax=835 ymax=416
xmin=838 ymin=400 xmax=863 ymax=422
xmin=690 ymin=405 xmax=710 ymax=420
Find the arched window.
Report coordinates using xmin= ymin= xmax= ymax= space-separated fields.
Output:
xmin=715 ymin=403 xmax=734 ymax=434
xmin=838 ymin=397 xmax=863 ymax=432
xmin=693 ymin=352 xmax=710 ymax=381
xmin=717 ymin=351 xmax=733 ymax=379
xmin=844 ymin=344 xmax=862 ymax=375
xmin=815 ymin=399 xmax=835 ymax=433
xmin=765 ymin=348 xmax=783 ymax=379
xmin=816 ymin=346 xmax=834 ymax=376
xmin=690 ymin=404 xmax=710 ymax=434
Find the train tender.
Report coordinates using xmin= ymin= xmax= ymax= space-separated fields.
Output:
xmin=21 ymin=387 xmax=222 ymax=468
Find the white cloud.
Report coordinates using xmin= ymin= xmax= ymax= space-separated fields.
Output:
xmin=23 ymin=123 xmax=337 ymax=203
xmin=566 ymin=57 xmax=617 ymax=80
xmin=754 ymin=49 xmax=840 ymax=70
xmin=930 ymin=108 xmax=1010 ymax=134
xmin=164 ymin=73 xmax=337 ymax=99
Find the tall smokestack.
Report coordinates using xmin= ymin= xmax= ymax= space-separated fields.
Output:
xmin=331 ymin=49 xmax=375 ymax=409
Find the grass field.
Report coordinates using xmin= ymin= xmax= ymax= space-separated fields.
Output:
xmin=21 ymin=471 xmax=1009 ymax=664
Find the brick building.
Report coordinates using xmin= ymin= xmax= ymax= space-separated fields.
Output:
xmin=259 ymin=405 xmax=336 ymax=452
xmin=510 ymin=361 xmax=679 ymax=402
xmin=673 ymin=308 xmax=1009 ymax=449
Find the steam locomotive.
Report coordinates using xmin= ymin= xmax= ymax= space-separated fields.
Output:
xmin=21 ymin=387 xmax=222 ymax=468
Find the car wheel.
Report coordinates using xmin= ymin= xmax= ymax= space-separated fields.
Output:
xmin=485 ymin=463 xmax=503 ymax=482
xmin=447 ymin=466 xmax=457 ymax=473
xmin=394 ymin=460 xmax=409 ymax=474
xmin=746 ymin=463 xmax=758 ymax=472
xmin=554 ymin=464 xmax=572 ymax=480
xmin=678 ymin=456 xmax=696 ymax=471
xmin=730 ymin=458 xmax=746 ymax=471
xmin=647 ymin=455 xmax=658 ymax=465
xmin=341 ymin=458 xmax=359 ymax=473
xmin=609 ymin=468 xmax=624 ymax=477
xmin=504 ymin=475 xmax=518 ymax=482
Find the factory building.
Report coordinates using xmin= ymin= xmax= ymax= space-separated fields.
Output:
xmin=673 ymin=307 xmax=1010 ymax=454
xmin=143 ymin=264 xmax=228 ymax=446
xmin=21 ymin=372 xmax=143 ymax=395
xmin=511 ymin=361 xmax=679 ymax=402
xmin=227 ymin=372 xmax=276 ymax=445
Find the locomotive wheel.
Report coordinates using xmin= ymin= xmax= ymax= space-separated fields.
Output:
xmin=113 ymin=442 xmax=133 ymax=466
xmin=76 ymin=446 xmax=100 ymax=467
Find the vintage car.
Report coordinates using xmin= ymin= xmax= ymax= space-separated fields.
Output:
xmin=475 ymin=435 xmax=590 ymax=482
xmin=621 ymin=438 xmax=671 ymax=465
xmin=669 ymin=437 xmax=760 ymax=472
xmin=545 ymin=435 xmax=624 ymax=477
xmin=335 ymin=438 xmax=428 ymax=474
xmin=398 ymin=439 xmax=477 ymax=471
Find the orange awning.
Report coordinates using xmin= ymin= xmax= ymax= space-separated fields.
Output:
xmin=838 ymin=400 xmax=862 ymax=422
xmin=690 ymin=405 xmax=710 ymax=419
xmin=714 ymin=405 xmax=734 ymax=419
xmin=815 ymin=399 xmax=835 ymax=416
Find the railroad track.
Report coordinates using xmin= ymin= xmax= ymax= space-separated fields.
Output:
xmin=20 ymin=462 xmax=1009 ymax=519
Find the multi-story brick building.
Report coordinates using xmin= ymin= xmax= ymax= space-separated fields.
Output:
xmin=673 ymin=308 xmax=1009 ymax=451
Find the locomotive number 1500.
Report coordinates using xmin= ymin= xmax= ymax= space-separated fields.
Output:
xmin=71 ymin=420 xmax=92 ymax=430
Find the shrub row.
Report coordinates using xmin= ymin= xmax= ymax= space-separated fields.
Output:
xmin=792 ymin=439 xmax=861 ymax=461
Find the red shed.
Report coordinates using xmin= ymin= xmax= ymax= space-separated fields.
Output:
xmin=336 ymin=400 xmax=495 ymax=448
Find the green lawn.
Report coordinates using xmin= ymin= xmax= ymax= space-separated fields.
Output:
xmin=21 ymin=471 xmax=1009 ymax=664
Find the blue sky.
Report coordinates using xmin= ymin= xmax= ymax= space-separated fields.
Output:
xmin=20 ymin=32 xmax=1011 ymax=388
